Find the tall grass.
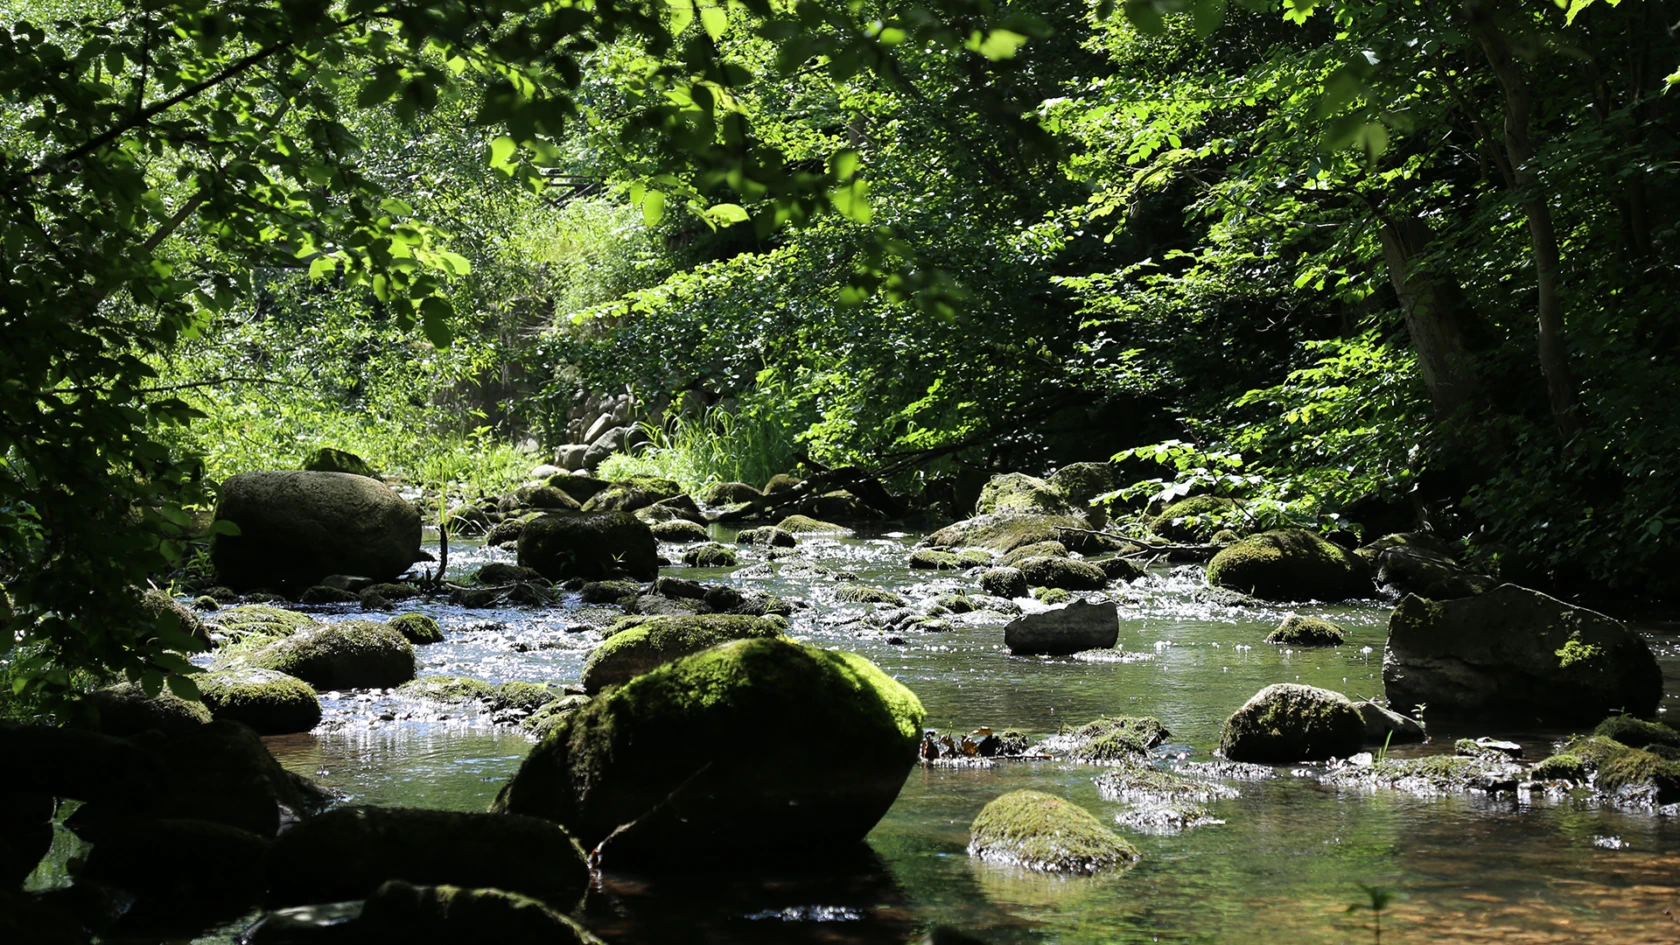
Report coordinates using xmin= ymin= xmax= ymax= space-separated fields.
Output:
xmin=596 ymin=405 xmax=799 ymax=492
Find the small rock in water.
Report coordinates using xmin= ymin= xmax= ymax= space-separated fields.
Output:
xmin=1002 ymin=599 xmax=1118 ymax=656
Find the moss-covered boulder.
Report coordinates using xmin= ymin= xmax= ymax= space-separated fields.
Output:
xmin=266 ymin=807 xmax=589 ymax=906
xmin=776 ymin=514 xmax=851 ymax=535
xmin=299 ymin=584 xmax=359 ymax=604
xmin=493 ymin=638 xmax=925 ymax=862
xmin=399 ymin=676 xmax=494 ymax=703
xmin=1015 ymin=556 xmax=1107 ymax=591
xmin=763 ymin=474 xmax=803 ymax=495
xmin=236 ymin=620 xmax=416 ymax=690
xmin=1218 ymin=683 xmax=1365 ymax=762
xmin=1205 ymin=529 xmax=1371 ymax=601
xmin=579 ymin=579 xmax=643 ymax=605
xmin=1152 ymin=495 xmax=1242 ymax=543
xmin=1595 ymin=747 xmax=1680 ymax=805
xmin=211 ymin=471 xmax=421 ymax=592
xmin=909 ymin=549 xmax=987 ymax=571
xmin=968 ymin=791 xmax=1139 ymax=874
xmin=1265 ymin=615 xmax=1346 ymax=647
xmin=1592 ymin=716 xmax=1680 ymax=750
xmin=216 ymin=604 xmax=317 ymax=640
xmin=81 ymin=683 xmax=211 ymax=737
xmin=737 ymin=526 xmax=796 ymax=547
xmin=1383 ymin=585 xmax=1664 ymax=723
xmin=139 ymin=588 xmax=210 ymax=647
xmin=998 ymin=541 xmax=1068 ymax=567
xmin=525 ymin=486 xmax=582 ymax=511
xmin=199 ymin=669 xmax=321 ymax=735
xmin=523 ymin=694 xmax=591 ymax=740
xmin=651 ymin=519 xmax=710 ymax=543
xmin=473 ymin=563 xmax=545 ymax=586
xmin=1095 ymin=556 xmax=1148 ymax=582
xmin=1033 ymin=587 xmax=1072 ymax=605
xmin=580 ymin=477 xmax=682 ymax=513
xmin=681 ymin=543 xmax=738 ymax=568
xmin=700 ymin=482 xmax=763 ymax=505
xmin=580 ymin=615 xmax=784 ymax=693
xmin=1357 ymin=533 xmax=1495 ymax=600
xmin=923 ymin=513 xmax=1086 ymax=554
xmin=302 ymin=447 xmax=376 ymax=478
xmin=800 ymin=490 xmax=879 ymax=522
xmin=835 ymin=584 xmax=907 ymax=606
xmin=517 ymin=511 xmax=658 ymax=582
xmin=975 ymin=474 xmax=1075 ymax=517
xmin=386 ymin=612 xmax=443 ymax=645
xmin=1048 ymin=463 xmax=1115 ymax=515
xmin=979 ymin=567 xmax=1029 ymax=599
xmin=296 ymin=880 xmax=603 ymax=945
xmin=492 ymin=681 xmax=557 ymax=716
xmin=546 ymin=474 xmax=610 ymax=506
xmin=483 ymin=511 xmax=539 ymax=547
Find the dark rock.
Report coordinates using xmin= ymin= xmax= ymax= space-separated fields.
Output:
xmin=300 ymin=585 xmax=360 ymax=605
xmin=518 ymin=511 xmax=658 ymax=581
xmin=491 ymin=682 xmax=556 ymax=716
xmin=493 ymin=638 xmax=924 ymax=863
xmin=922 ymin=513 xmax=1085 ymax=554
xmin=1095 ymin=556 xmax=1148 ymax=582
xmin=211 ymin=471 xmax=421 ymax=591
xmin=0 ymin=723 xmax=161 ymax=807
xmin=1357 ymin=532 xmax=1495 ymax=599
xmin=475 ymin=563 xmax=546 ymax=586
xmin=777 ymin=514 xmax=851 ymax=535
xmin=81 ymin=683 xmax=211 ymax=736
xmin=580 ymin=614 xmax=783 ymax=693
xmin=81 ymin=817 xmax=269 ymax=903
xmin=1003 ymin=599 xmax=1117 ymax=656
xmin=979 ymin=567 xmax=1028 ymax=599
xmin=1205 ymin=528 xmax=1371 ymax=601
xmin=1351 ymin=701 xmax=1426 ymax=745
xmin=579 ymin=580 xmax=642 ymax=605
xmin=199 ymin=669 xmax=321 ymax=735
xmin=700 ymin=482 xmax=763 ymax=505
xmin=580 ymin=477 xmax=682 ymax=513
xmin=0 ymin=793 xmax=52 ymax=886
xmin=1218 ymin=684 xmax=1365 ymax=762
xmin=525 ymin=486 xmax=581 ymax=511
xmin=302 ymin=448 xmax=376 ymax=478
xmin=1015 ymin=556 xmax=1107 ymax=591
xmin=265 ymin=808 xmax=588 ymax=906
xmin=763 ymin=474 xmax=803 ymax=494
xmin=1383 ymin=585 xmax=1664 ymax=723
xmin=997 ymin=540 xmax=1068 ymax=567
xmin=547 ymin=475 xmax=610 ymax=506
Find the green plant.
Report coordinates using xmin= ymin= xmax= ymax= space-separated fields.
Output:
xmin=1346 ymin=883 xmax=1395 ymax=944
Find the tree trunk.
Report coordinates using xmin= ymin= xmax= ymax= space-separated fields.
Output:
xmin=1468 ymin=3 xmax=1585 ymax=446
xmin=1376 ymin=214 xmax=1485 ymax=416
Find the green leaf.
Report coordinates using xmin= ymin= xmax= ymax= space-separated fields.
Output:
xmin=830 ymin=179 xmax=872 ymax=223
xmin=208 ymin=519 xmax=242 ymax=537
xmin=489 ymin=135 xmax=517 ymax=173
xmin=421 ymin=296 xmax=454 ymax=348
xmin=643 ymin=189 xmax=667 ymax=226
xmin=706 ymin=203 xmax=750 ymax=224
xmin=832 ymin=148 xmax=861 ymax=181
xmin=700 ymin=4 xmax=728 ymax=40
xmin=1123 ymin=1 xmax=1166 ymax=35
xmin=666 ymin=0 xmax=695 ymax=34
xmin=165 ymin=673 xmax=202 ymax=702
xmin=309 ymin=256 xmax=337 ymax=280
xmin=976 ymin=29 xmax=1029 ymax=60
xmin=1192 ymin=0 xmax=1227 ymax=38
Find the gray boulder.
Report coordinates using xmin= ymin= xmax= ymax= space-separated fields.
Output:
xmin=211 ymin=471 xmax=421 ymax=591
xmin=1357 ymin=533 xmax=1495 ymax=599
xmin=1003 ymin=599 xmax=1118 ymax=656
xmin=1352 ymin=700 xmax=1426 ymax=745
xmin=1218 ymin=684 xmax=1365 ymax=762
xmin=1383 ymin=584 xmax=1663 ymax=723
xmin=554 ymin=445 xmax=589 ymax=472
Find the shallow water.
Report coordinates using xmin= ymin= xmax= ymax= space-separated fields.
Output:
xmin=63 ymin=528 xmax=1680 ymax=942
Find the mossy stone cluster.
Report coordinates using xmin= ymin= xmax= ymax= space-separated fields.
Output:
xmin=1032 ymin=587 xmax=1072 ymax=605
xmin=980 ymin=567 xmax=1029 ymax=599
xmin=1265 ymin=614 xmax=1346 ymax=647
xmin=386 ymin=612 xmax=444 ymax=645
xmin=1151 ymin=495 xmax=1242 ymax=542
xmin=492 ymin=681 xmax=557 ymax=715
xmin=82 ymin=682 xmax=212 ymax=736
xmin=700 ymin=481 xmax=763 ymax=505
xmin=998 ymin=541 xmax=1067 ymax=567
xmin=910 ymin=549 xmax=990 ymax=570
xmin=1015 ymin=556 xmax=1107 ymax=591
xmin=199 ymin=668 xmax=321 ymax=734
xmin=235 ymin=619 xmax=416 ymax=690
xmin=1218 ymin=683 xmax=1365 ymax=762
xmin=494 ymin=637 xmax=926 ymax=861
xmin=400 ymin=676 xmax=495 ymax=703
xmin=580 ymin=614 xmax=784 ymax=693
xmin=968 ymin=790 xmax=1139 ymax=874
xmin=681 ymin=543 xmax=738 ymax=567
xmin=763 ymin=474 xmax=803 ymax=494
xmin=302 ymin=447 xmax=377 ymax=478
xmin=579 ymin=477 xmax=683 ymax=513
xmin=975 ymin=473 xmax=1076 ymax=516
xmin=922 ymin=513 xmax=1086 ymax=554
xmin=1205 ymin=528 xmax=1371 ymax=601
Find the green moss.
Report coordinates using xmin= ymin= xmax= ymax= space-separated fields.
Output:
xmin=1017 ymin=556 xmax=1108 ymax=590
xmin=699 ymin=482 xmax=763 ymax=505
xmin=579 ymin=580 xmax=643 ymax=604
xmin=82 ymin=682 xmax=212 ymax=736
xmin=1205 ymin=529 xmax=1371 ymax=602
xmin=1048 ymin=463 xmax=1115 ymax=508
xmin=1003 ymin=541 xmax=1072 ymax=564
xmin=957 ymin=549 xmax=993 ymax=567
xmin=495 ymin=638 xmax=925 ymax=852
xmin=1066 ymin=715 xmax=1170 ymax=747
xmin=237 ymin=620 xmax=416 ymax=690
xmin=581 ymin=477 xmax=683 ymax=512
xmin=1596 ymin=748 xmax=1680 ymax=802
xmin=776 ymin=514 xmax=850 ymax=535
xmin=302 ymin=447 xmax=376 ymax=478
xmin=387 ymin=613 xmax=444 ymax=645
xmin=524 ymin=694 xmax=592 ymax=739
xmin=909 ymin=550 xmax=966 ymax=570
xmin=934 ymin=593 xmax=976 ymax=613
xmin=681 ymin=543 xmax=738 ymax=567
xmin=580 ymin=614 xmax=785 ymax=693
xmin=737 ymin=526 xmax=796 ymax=547
xmin=1152 ymin=495 xmax=1242 ymax=542
xmin=401 ymin=675 xmax=495 ymax=703
xmin=763 ymin=474 xmax=803 ymax=494
xmin=975 ymin=474 xmax=1074 ymax=516
xmin=1592 ymin=716 xmax=1680 ymax=749
xmin=1555 ymin=631 xmax=1605 ymax=669
xmin=836 ymin=584 xmax=908 ymax=606
xmin=194 ymin=595 xmax=221 ymax=611
xmin=1529 ymin=753 xmax=1588 ymax=782
xmin=216 ymin=604 xmax=318 ymax=640
xmin=923 ymin=513 xmax=1086 ymax=553
xmin=1218 ymin=683 xmax=1365 ymax=762
xmin=968 ymin=790 xmax=1139 ymax=874
xmin=651 ymin=520 xmax=710 ymax=543
xmin=1264 ymin=615 xmax=1346 ymax=647
xmin=1032 ymin=587 xmax=1072 ymax=605
xmin=1556 ymin=734 xmax=1630 ymax=769
xmin=493 ymin=681 xmax=557 ymax=715
xmin=199 ymin=668 xmax=321 ymax=735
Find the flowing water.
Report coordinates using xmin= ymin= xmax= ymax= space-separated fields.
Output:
xmin=40 ymin=528 xmax=1680 ymax=943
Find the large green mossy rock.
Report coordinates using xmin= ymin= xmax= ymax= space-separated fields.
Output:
xmin=1265 ymin=615 xmax=1346 ymax=647
xmin=492 ymin=638 xmax=925 ymax=862
xmin=1014 ymin=556 xmax=1107 ymax=591
xmin=1205 ymin=528 xmax=1370 ymax=601
xmin=302 ymin=447 xmax=377 ymax=478
xmin=580 ymin=615 xmax=785 ymax=694
xmin=975 ymin=474 xmax=1075 ymax=517
xmin=923 ymin=513 xmax=1086 ymax=554
xmin=385 ymin=613 xmax=443 ymax=645
xmin=234 ymin=620 xmax=415 ymax=690
xmin=215 ymin=605 xmax=317 ymax=641
xmin=580 ymin=477 xmax=682 ymax=513
xmin=211 ymin=471 xmax=421 ymax=592
xmin=1151 ymin=495 xmax=1242 ymax=543
xmin=82 ymin=683 xmax=211 ymax=737
xmin=517 ymin=511 xmax=658 ymax=582
xmin=1383 ymin=585 xmax=1664 ymax=723
xmin=968 ymin=790 xmax=1139 ymax=874
xmin=199 ymin=669 xmax=321 ymax=735
xmin=1218 ymin=683 xmax=1365 ymax=763
xmin=266 ymin=807 xmax=589 ymax=906
xmin=700 ymin=481 xmax=763 ymax=505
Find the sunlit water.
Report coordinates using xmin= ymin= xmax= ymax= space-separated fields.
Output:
xmin=56 ymin=528 xmax=1680 ymax=943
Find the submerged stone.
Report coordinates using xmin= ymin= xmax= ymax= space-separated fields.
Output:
xmin=1003 ymin=599 xmax=1117 ymax=656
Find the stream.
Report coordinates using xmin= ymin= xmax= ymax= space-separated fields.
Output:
xmin=36 ymin=526 xmax=1680 ymax=943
